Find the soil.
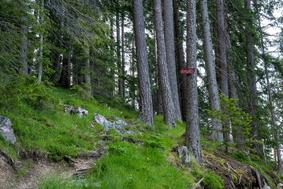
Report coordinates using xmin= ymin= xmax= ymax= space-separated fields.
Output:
xmin=0 ymin=147 xmax=105 ymax=189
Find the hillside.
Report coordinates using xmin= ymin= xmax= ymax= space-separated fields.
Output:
xmin=0 ymin=81 xmax=282 ymax=189
xmin=1 ymin=0 xmax=283 ymax=188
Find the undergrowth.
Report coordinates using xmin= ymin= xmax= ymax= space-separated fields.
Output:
xmin=1 ymin=77 xmax=280 ymax=189
xmin=0 ymin=77 xmax=135 ymax=160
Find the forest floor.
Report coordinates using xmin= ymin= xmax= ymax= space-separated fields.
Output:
xmin=0 ymin=82 xmax=282 ymax=189
xmin=0 ymin=147 xmax=105 ymax=189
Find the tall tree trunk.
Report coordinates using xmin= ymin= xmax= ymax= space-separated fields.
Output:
xmin=154 ymin=0 xmax=175 ymax=126
xmin=173 ymin=0 xmax=187 ymax=121
xmin=186 ymin=0 xmax=202 ymax=163
xmin=201 ymin=0 xmax=223 ymax=142
xmin=83 ymin=44 xmax=92 ymax=96
xmin=121 ymin=12 xmax=126 ymax=98
xmin=109 ymin=15 xmax=115 ymax=98
xmin=245 ymin=0 xmax=262 ymax=157
xmin=52 ymin=53 xmax=63 ymax=84
xmin=20 ymin=16 xmax=28 ymax=75
xmin=130 ymin=37 xmax=136 ymax=108
xmin=60 ymin=48 xmax=73 ymax=88
xmin=37 ymin=0 xmax=44 ymax=83
xmin=38 ymin=33 xmax=43 ymax=82
xmin=228 ymin=63 xmax=238 ymax=100
xmin=216 ymin=0 xmax=228 ymax=96
xmin=133 ymin=0 xmax=154 ymax=126
xmin=116 ymin=10 xmax=122 ymax=97
xmin=72 ymin=52 xmax=78 ymax=85
xmin=163 ymin=0 xmax=182 ymax=120
xmin=216 ymin=0 xmax=233 ymax=146
xmin=154 ymin=34 xmax=163 ymax=115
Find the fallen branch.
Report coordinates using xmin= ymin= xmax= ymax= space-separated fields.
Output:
xmin=191 ymin=178 xmax=204 ymax=189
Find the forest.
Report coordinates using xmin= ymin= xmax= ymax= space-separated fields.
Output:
xmin=0 ymin=0 xmax=282 ymax=188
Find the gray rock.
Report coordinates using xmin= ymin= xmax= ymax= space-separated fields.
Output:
xmin=64 ymin=105 xmax=88 ymax=118
xmin=0 ymin=116 xmax=16 ymax=144
xmin=93 ymin=113 xmax=113 ymax=131
xmin=76 ymin=107 xmax=89 ymax=118
xmin=93 ymin=113 xmax=134 ymax=135
xmin=113 ymin=117 xmax=128 ymax=127
xmin=177 ymin=146 xmax=190 ymax=165
xmin=277 ymin=183 xmax=283 ymax=189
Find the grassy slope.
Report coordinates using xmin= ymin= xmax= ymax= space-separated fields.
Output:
xmin=0 ymin=81 xmax=281 ymax=189
xmin=0 ymin=82 xmax=202 ymax=188
xmin=1 ymin=86 xmax=131 ymax=160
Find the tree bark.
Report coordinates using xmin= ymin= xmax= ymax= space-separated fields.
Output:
xmin=20 ymin=16 xmax=28 ymax=75
xmin=186 ymin=0 xmax=202 ymax=163
xmin=154 ymin=0 xmax=176 ymax=126
xmin=216 ymin=0 xmax=234 ymax=146
xmin=37 ymin=0 xmax=44 ymax=83
xmin=83 ymin=44 xmax=92 ymax=96
xmin=130 ymin=37 xmax=136 ymax=108
xmin=52 ymin=53 xmax=63 ymax=84
xmin=60 ymin=48 xmax=73 ymax=88
xmin=216 ymin=0 xmax=228 ymax=96
xmin=173 ymin=0 xmax=187 ymax=121
xmin=245 ymin=0 xmax=262 ymax=157
xmin=133 ymin=0 xmax=154 ymax=126
xmin=38 ymin=33 xmax=43 ymax=82
xmin=121 ymin=12 xmax=126 ymax=98
xmin=163 ymin=0 xmax=182 ymax=120
xmin=154 ymin=34 xmax=163 ymax=115
xmin=116 ymin=10 xmax=122 ymax=98
xmin=201 ymin=0 xmax=223 ymax=142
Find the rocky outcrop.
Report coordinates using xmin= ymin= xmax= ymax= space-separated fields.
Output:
xmin=64 ymin=105 xmax=88 ymax=118
xmin=0 ymin=116 xmax=16 ymax=144
xmin=278 ymin=183 xmax=283 ymax=189
xmin=93 ymin=113 xmax=134 ymax=135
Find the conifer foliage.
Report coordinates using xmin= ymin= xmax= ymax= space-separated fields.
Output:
xmin=0 ymin=0 xmax=282 ymax=168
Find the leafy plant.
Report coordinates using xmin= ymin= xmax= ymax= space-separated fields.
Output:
xmin=207 ymin=94 xmax=252 ymax=146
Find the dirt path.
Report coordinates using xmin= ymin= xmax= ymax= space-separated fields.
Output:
xmin=0 ymin=148 xmax=105 ymax=189
xmin=14 ymin=161 xmax=73 ymax=189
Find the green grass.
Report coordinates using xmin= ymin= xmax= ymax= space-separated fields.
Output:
xmin=38 ymin=120 xmax=196 ymax=189
xmin=86 ymin=119 xmax=193 ymax=189
xmin=0 ymin=79 xmax=136 ymax=160
xmin=0 ymin=79 xmax=201 ymax=188
xmin=3 ymin=78 xmax=279 ymax=189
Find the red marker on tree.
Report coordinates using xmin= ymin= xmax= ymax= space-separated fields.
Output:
xmin=180 ymin=67 xmax=196 ymax=75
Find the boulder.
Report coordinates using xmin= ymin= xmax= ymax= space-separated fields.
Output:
xmin=0 ymin=116 xmax=16 ymax=144
xmin=177 ymin=146 xmax=190 ymax=165
xmin=93 ymin=113 xmax=113 ymax=131
xmin=278 ymin=183 xmax=283 ymax=189
xmin=113 ymin=117 xmax=128 ymax=127
xmin=93 ymin=113 xmax=133 ymax=134
xmin=76 ymin=107 xmax=89 ymax=118
xmin=64 ymin=105 xmax=88 ymax=118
